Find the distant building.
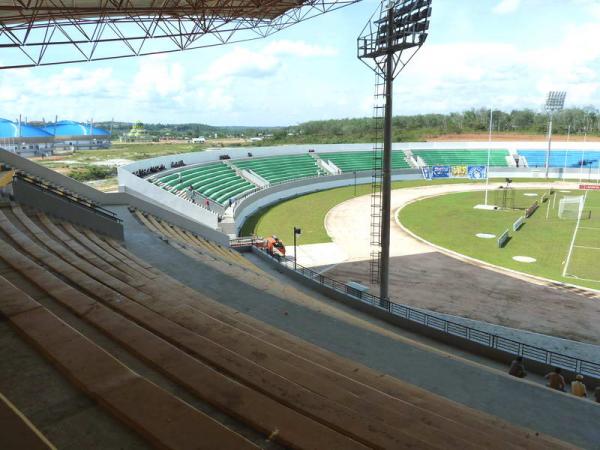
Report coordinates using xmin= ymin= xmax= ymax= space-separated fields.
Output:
xmin=191 ymin=136 xmax=206 ymax=143
xmin=43 ymin=120 xmax=111 ymax=151
xmin=121 ymin=121 xmax=153 ymax=142
xmin=0 ymin=118 xmax=54 ymax=157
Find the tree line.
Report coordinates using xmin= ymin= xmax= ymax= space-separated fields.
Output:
xmin=268 ymin=107 xmax=600 ymax=144
xmin=95 ymin=106 xmax=600 ymax=144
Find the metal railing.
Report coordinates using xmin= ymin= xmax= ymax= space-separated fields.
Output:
xmin=14 ymin=171 xmax=122 ymax=223
xmin=259 ymin=249 xmax=600 ymax=380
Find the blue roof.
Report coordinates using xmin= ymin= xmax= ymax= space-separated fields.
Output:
xmin=43 ymin=120 xmax=110 ymax=137
xmin=0 ymin=118 xmax=53 ymax=139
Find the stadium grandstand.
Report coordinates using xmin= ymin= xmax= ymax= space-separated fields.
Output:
xmin=322 ymin=150 xmax=411 ymax=172
xmin=518 ymin=150 xmax=600 ymax=169
xmin=155 ymin=162 xmax=256 ymax=206
xmin=42 ymin=120 xmax=111 ymax=151
xmin=232 ymin=154 xmax=326 ymax=184
xmin=122 ymin=145 xmax=600 ymax=235
xmin=2 ymin=0 xmax=600 ymax=446
xmin=412 ymin=149 xmax=510 ymax=167
xmin=1 ymin=149 xmax=599 ymax=449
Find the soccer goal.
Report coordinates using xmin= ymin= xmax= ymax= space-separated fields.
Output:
xmin=558 ymin=196 xmax=585 ymax=220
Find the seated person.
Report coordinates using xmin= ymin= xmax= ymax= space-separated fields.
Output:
xmin=570 ymin=374 xmax=587 ymax=398
xmin=545 ymin=367 xmax=566 ymax=391
xmin=508 ymin=356 xmax=526 ymax=378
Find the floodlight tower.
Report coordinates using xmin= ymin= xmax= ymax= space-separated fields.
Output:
xmin=544 ymin=91 xmax=567 ymax=179
xmin=358 ymin=0 xmax=432 ymax=302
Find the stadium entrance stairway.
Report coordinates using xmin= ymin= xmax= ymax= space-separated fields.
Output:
xmin=113 ymin=205 xmax=599 ymax=449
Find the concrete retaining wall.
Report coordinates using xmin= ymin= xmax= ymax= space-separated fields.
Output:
xmin=117 ymin=167 xmax=220 ymax=226
xmin=233 ymin=169 xmax=423 ymax=233
xmin=13 ymin=177 xmax=124 ymax=240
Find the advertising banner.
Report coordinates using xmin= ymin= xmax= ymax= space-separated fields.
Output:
xmin=451 ymin=165 xmax=467 ymax=178
xmin=431 ymin=165 xmax=451 ymax=178
xmin=468 ymin=165 xmax=487 ymax=180
xmin=579 ymin=184 xmax=600 ymax=190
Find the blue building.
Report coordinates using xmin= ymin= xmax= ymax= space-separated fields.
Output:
xmin=43 ymin=120 xmax=111 ymax=151
xmin=0 ymin=118 xmax=54 ymax=156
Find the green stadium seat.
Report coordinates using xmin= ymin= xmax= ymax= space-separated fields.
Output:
xmin=318 ymin=151 xmax=410 ymax=172
xmin=154 ymin=162 xmax=255 ymax=205
xmin=232 ymin=154 xmax=324 ymax=183
xmin=412 ymin=149 xmax=509 ymax=167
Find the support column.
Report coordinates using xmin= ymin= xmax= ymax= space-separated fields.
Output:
xmin=380 ymin=49 xmax=393 ymax=303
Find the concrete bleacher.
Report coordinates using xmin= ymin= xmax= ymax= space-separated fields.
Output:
xmin=413 ymin=149 xmax=509 ymax=167
xmin=0 ymin=194 xmax=578 ymax=449
xmin=231 ymin=154 xmax=325 ymax=184
xmin=155 ymin=162 xmax=255 ymax=205
xmin=518 ymin=150 xmax=600 ymax=168
xmin=0 ymin=392 xmax=56 ymax=450
xmin=318 ymin=150 xmax=410 ymax=172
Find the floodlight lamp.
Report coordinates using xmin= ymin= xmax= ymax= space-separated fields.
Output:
xmin=358 ymin=0 xmax=432 ymax=62
xmin=545 ymin=91 xmax=567 ymax=112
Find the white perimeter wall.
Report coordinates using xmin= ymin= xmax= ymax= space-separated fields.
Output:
xmin=117 ymin=167 xmax=218 ymax=228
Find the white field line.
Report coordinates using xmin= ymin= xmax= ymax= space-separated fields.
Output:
xmin=579 ymin=226 xmax=600 ymax=230
xmin=565 ymin=274 xmax=600 ymax=284
xmin=563 ymin=191 xmax=588 ymax=278
xmin=573 ymin=245 xmax=600 ymax=251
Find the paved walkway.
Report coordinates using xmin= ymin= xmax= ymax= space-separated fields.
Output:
xmin=114 ymin=205 xmax=600 ymax=449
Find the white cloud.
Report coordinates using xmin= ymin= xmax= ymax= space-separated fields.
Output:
xmin=199 ymin=40 xmax=336 ymax=82
xmin=130 ymin=55 xmax=185 ymax=101
xmin=265 ymin=40 xmax=337 ymax=58
xmin=492 ymin=0 xmax=521 ymax=14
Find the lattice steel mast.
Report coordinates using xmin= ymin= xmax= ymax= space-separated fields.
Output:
xmin=358 ymin=0 xmax=431 ymax=302
xmin=0 ymin=0 xmax=359 ymax=69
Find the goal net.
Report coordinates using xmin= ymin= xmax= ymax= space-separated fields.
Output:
xmin=558 ymin=195 xmax=584 ymax=220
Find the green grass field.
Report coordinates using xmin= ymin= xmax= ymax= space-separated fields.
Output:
xmin=399 ymin=188 xmax=600 ymax=289
xmin=240 ymin=178 xmax=564 ymax=245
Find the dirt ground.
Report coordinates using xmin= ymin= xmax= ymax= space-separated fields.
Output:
xmin=427 ymin=133 xmax=600 ymax=142
xmin=323 ymin=253 xmax=600 ymax=344
xmin=322 ymin=182 xmax=600 ymax=345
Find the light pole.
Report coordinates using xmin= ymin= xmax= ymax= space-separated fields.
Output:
xmin=353 ymin=171 xmax=357 ymax=196
xmin=484 ymin=107 xmax=493 ymax=205
xmin=358 ymin=0 xmax=432 ymax=302
xmin=293 ymin=226 xmax=301 ymax=270
xmin=544 ymin=91 xmax=566 ymax=179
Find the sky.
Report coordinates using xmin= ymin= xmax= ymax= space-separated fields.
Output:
xmin=1 ymin=0 xmax=600 ymax=126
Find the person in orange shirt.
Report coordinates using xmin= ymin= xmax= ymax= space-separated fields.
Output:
xmin=570 ymin=374 xmax=587 ymax=398
xmin=545 ymin=367 xmax=566 ymax=391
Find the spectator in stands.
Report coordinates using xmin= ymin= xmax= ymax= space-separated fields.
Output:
xmin=545 ymin=367 xmax=566 ymax=391
xmin=205 ymin=198 xmax=210 ymax=210
xmin=133 ymin=164 xmax=166 ymax=177
xmin=187 ymin=185 xmax=194 ymax=200
xmin=228 ymin=197 xmax=233 ymax=208
xmin=508 ymin=356 xmax=527 ymax=378
xmin=170 ymin=160 xmax=185 ymax=169
xmin=594 ymin=387 xmax=600 ymax=403
xmin=570 ymin=375 xmax=587 ymax=398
